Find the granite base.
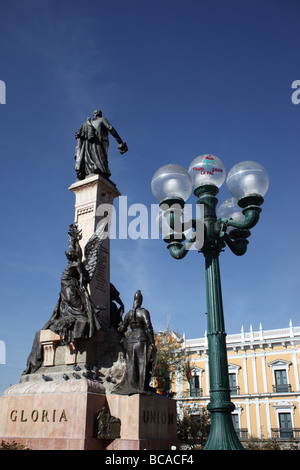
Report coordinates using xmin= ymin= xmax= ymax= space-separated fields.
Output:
xmin=0 ymin=380 xmax=177 ymax=450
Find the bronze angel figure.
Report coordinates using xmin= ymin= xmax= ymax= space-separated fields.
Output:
xmin=43 ymin=223 xmax=106 ymax=343
xmin=23 ymin=223 xmax=106 ymax=375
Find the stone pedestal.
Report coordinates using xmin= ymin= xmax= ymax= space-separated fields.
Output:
xmin=105 ymin=394 xmax=178 ymax=450
xmin=0 ymin=382 xmax=178 ymax=450
xmin=21 ymin=329 xmax=126 ymax=389
xmin=69 ymin=174 xmax=120 ymax=328
xmin=0 ymin=380 xmax=107 ymax=450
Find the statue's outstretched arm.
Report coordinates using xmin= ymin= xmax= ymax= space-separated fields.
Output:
xmin=103 ymin=118 xmax=128 ymax=154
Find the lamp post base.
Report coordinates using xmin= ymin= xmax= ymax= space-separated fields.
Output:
xmin=203 ymin=410 xmax=244 ymax=450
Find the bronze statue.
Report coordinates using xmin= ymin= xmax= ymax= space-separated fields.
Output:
xmin=23 ymin=223 xmax=107 ymax=375
xmin=74 ymin=109 xmax=128 ymax=180
xmin=113 ymin=290 xmax=157 ymax=395
xmin=95 ymin=406 xmax=121 ymax=439
xmin=42 ymin=224 xmax=105 ymax=343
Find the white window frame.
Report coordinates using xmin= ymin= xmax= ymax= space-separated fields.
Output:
xmin=228 ymin=363 xmax=241 ymax=395
xmin=267 ymin=359 xmax=291 ymax=393
xmin=189 ymin=367 xmax=204 ymax=396
xmin=272 ymin=402 xmax=295 ymax=434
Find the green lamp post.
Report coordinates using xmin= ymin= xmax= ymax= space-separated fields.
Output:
xmin=151 ymin=155 xmax=269 ymax=450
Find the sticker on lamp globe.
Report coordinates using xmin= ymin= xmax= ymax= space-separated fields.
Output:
xmin=192 ymin=156 xmax=223 ymax=175
xmin=205 ymin=155 xmax=215 ymax=170
xmin=189 ymin=154 xmax=226 ymax=189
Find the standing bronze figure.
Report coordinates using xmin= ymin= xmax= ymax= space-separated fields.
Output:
xmin=113 ymin=290 xmax=157 ymax=395
xmin=74 ymin=109 xmax=128 ymax=180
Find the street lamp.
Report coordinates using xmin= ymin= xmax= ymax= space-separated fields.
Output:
xmin=151 ymin=154 xmax=269 ymax=450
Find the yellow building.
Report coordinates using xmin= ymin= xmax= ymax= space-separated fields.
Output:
xmin=175 ymin=321 xmax=300 ymax=441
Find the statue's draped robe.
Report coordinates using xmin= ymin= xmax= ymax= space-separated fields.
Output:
xmin=75 ymin=117 xmax=114 ymax=180
xmin=22 ymin=263 xmax=102 ymax=375
xmin=44 ymin=264 xmax=102 ymax=343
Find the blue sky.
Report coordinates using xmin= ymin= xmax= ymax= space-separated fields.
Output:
xmin=0 ymin=0 xmax=300 ymax=393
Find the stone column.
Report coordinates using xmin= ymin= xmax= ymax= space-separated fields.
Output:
xmin=69 ymin=174 xmax=120 ymax=328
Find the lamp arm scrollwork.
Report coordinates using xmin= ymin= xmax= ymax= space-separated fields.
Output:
xmin=220 ymin=205 xmax=262 ymax=231
xmin=167 ymin=233 xmax=197 ymax=260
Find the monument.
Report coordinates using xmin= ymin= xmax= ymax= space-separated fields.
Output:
xmin=0 ymin=110 xmax=177 ymax=450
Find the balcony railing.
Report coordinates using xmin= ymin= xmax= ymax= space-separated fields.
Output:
xmin=234 ymin=428 xmax=249 ymax=439
xmin=190 ymin=388 xmax=202 ymax=397
xmin=181 ymin=384 xmax=292 ymax=398
xmin=182 ymin=388 xmax=203 ymax=398
xmin=272 ymin=384 xmax=292 ymax=393
xmin=271 ymin=428 xmax=300 ymax=439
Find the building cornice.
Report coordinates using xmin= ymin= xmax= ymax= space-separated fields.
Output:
xmin=185 ymin=322 xmax=300 ymax=352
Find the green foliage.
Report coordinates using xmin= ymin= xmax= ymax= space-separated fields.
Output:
xmin=177 ymin=411 xmax=210 ymax=448
xmin=261 ymin=438 xmax=281 ymax=450
xmin=243 ymin=437 xmax=298 ymax=450
xmin=0 ymin=440 xmax=30 ymax=450
xmin=154 ymin=330 xmax=186 ymax=395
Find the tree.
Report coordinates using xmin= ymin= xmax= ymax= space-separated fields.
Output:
xmin=154 ymin=329 xmax=187 ymax=396
xmin=177 ymin=410 xmax=210 ymax=447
